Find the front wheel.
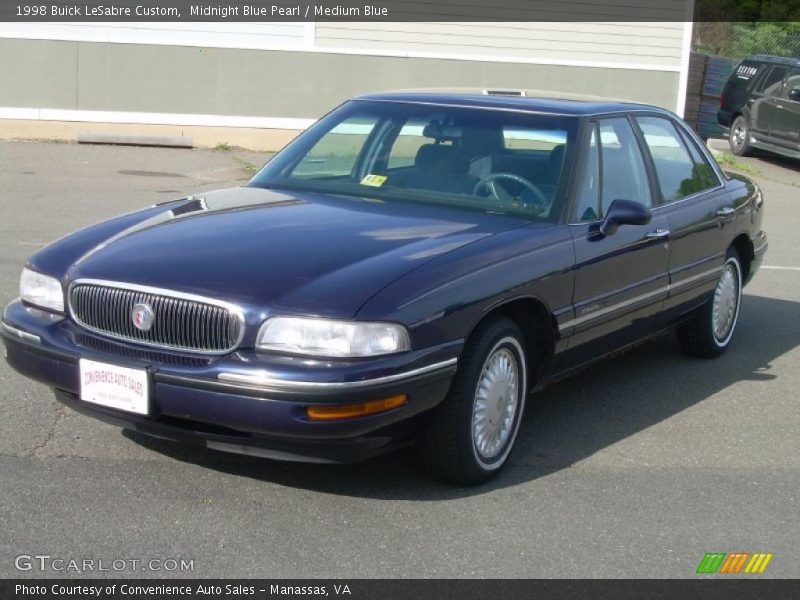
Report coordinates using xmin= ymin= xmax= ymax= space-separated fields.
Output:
xmin=677 ymin=250 xmax=742 ymax=358
xmin=419 ymin=317 xmax=528 ymax=485
xmin=729 ymin=115 xmax=753 ymax=156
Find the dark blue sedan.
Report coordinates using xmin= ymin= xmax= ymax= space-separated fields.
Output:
xmin=1 ymin=91 xmax=767 ymax=484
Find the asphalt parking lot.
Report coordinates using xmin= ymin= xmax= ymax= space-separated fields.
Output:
xmin=0 ymin=139 xmax=798 ymax=579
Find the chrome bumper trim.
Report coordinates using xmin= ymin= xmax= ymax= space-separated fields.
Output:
xmin=558 ymin=266 xmax=723 ymax=332
xmin=216 ymin=358 xmax=458 ymax=391
xmin=1 ymin=320 xmax=41 ymax=344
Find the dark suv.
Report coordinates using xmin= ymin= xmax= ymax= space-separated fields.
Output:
xmin=718 ymin=54 xmax=800 ymax=158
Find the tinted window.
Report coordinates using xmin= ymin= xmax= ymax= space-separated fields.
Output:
xmin=733 ymin=61 xmax=760 ymax=82
xmin=783 ymin=69 xmax=800 ymax=100
xmin=759 ymin=66 xmax=788 ymax=96
xmin=598 ymin=118 xmax=651 ymax=215
xmin=636 ymin=116 xmax=717 ymax=202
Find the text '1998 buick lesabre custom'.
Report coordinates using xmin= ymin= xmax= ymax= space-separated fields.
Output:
xmin=1 ymin=91 xmax=767 ymax=484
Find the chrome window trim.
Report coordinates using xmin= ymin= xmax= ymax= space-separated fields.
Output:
xmin=567 ymin=112 xmax=727 ymax=225
xmin=67 ymin=278 xmax=246 ymax=355
xmin=216 ymin=358 xmax=458 ymax=391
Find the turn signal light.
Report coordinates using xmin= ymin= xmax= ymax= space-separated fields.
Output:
xmin=306 ymin=395 xmax=407 ymax=421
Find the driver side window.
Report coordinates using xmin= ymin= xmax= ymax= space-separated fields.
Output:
xmin=574 ymin=117 xmax=651 ymax=221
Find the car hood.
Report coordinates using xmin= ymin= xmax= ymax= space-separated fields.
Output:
xmin=65 ymin=187 xmax=528 ymax=318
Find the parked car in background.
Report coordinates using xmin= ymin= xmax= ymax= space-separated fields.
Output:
xmin=719 ymin=54 xmax=800 ymax=158
xmin=2 ymin=91 xmax=767 ymax=485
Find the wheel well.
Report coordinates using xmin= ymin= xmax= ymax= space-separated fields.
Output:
xmin=731 ymin=233 xmax=754 ymax=282
xmin=471 ymin=298 xmax=557 ymax=387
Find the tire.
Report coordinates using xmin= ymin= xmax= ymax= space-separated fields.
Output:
xmin=677 ymin=249 xmax=742 ymax=359
xmin=419 ymin=317 xmax=528 ymax=485
xmin=729 ymin=115 xmax=753 ymax=156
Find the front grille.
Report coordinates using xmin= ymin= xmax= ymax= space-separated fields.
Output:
xmin=69 ymin=281 xmax=243 ymax=354
xmin=73 ymin=333 xmax=213 ymax=367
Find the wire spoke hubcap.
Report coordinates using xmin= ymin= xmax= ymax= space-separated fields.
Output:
xmin=712 ymin=263 xmax=739 ymax=341
xmin=472 ymin=347 xmax=519 ymax=460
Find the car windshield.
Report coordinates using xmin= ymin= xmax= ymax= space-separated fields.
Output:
xmin=249 ymin=99 xmax=577 ymax=221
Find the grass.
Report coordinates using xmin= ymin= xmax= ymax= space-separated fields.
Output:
xmin=214 ymin=142 xmax=233 ymax=152
xmin=230 ymin=155 xmax=258 ymax=175
xmin=715 ymin=152 xmax=762 ymax=177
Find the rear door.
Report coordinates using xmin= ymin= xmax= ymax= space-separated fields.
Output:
xmin=772 ymin=68 xmax=800 ymax=150
xmin=562 ymin=117 xmax=671 ymax=365
xmin=750 ymin=65 xmax=789 ymax=141
xmin=632 ymin=115 xmax=729 ymax=325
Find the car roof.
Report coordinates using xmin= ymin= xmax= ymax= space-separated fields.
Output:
xmin=354 ymin=88 xmax=673 ymax=117
xmin=746 ymin=54 xmax=800 ymax=67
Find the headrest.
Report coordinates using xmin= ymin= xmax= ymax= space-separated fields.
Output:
xmin=549 ymin=144 xmax=566 ymax=167
xmin=415 ymin=144 xmax=469 ymax=173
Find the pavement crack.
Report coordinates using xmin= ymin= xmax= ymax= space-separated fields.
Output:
xmin=31 ymin=404 xmax=67 ymax=457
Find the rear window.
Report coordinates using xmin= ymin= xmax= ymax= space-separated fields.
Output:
xmin=502 ymin=127 xmax=567 ymax=151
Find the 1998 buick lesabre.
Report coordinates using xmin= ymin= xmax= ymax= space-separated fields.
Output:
xmin=1 ymin=91 xmax=767 ymax=484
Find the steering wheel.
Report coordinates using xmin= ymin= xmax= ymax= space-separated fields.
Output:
xmin=472 ymin=173 xmax=549 ymax=210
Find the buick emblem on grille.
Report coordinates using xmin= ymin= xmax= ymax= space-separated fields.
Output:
xmin=131 ymin=302 xmax=155 ymax=332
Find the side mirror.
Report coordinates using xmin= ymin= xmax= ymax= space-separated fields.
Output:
xmin=789 ymin=88 xmax=800 ymax=101
xmin=599 ymin=199 xmax=652 ymax=236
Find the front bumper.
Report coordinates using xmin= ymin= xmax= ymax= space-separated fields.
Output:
xmin=2 ymin=300 xmax=459 ymax=463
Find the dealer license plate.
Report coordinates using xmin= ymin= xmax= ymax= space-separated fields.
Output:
xmin=79 ymin=358 xmax=149 ymax=415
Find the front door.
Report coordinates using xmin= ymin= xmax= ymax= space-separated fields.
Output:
xmin=773 ymin=68 xmax=800 ymax=150
xmin=750 ymin=65 xmax=788 ymax=143
xmin=559 ymin=116 xmax=671 ymax=368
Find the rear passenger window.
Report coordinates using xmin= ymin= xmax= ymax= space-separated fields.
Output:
xmin=635 ymin=116 xmax=717 ymax=202
xmin=783 ymin=69 xmax=800 ymax=100
xmin=758 ymin=66 xmax=787 ymax=97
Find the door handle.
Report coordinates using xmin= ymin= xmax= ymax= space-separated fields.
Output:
xmin=645 ymin=228 xmax=670 ymax=240
xmin=716 ymin=206 xmax=736 ymax=218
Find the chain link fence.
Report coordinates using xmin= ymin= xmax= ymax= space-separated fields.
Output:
xmin=694 ymin=23 xmax=800 ymax=59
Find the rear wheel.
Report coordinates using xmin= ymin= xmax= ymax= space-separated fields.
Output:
xmin=729 ymin=115 xmax=753 ymax=156
xmin=420 ymin=317 xmax=527 ymax=485
xmin=677 ymin=249 xmax=742 ymax=358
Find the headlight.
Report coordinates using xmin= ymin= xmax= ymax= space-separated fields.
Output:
xmin=20 ymin=268 xmax=64 ymax=313
xmin=256 ymin=317 xmax=410 ymax=357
